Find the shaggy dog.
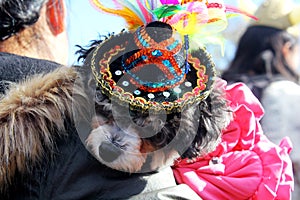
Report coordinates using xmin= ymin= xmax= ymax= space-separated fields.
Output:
xmin=77 ymin=22 xmax=233 ymax=173
xmin=84 ymin=85 xmax=231 ymax=173
xmin=77 ymin=49 xmax=232 ymax=173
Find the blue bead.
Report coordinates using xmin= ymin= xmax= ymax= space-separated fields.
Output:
xmin=185 ymin=63 xmax=191 ymax=74
xmin=152 ymin=49 xmax=162 ymax=57
xmin=162 ymin=60 xmax=172 ymax=67
xmin=134 ymin=90 xmax=141 ymax=95
xmin=167 ymin=40 xmax=179 ymax=50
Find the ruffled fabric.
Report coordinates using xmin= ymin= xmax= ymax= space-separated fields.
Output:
xmin=173 ymin=79 xmax=294 ymax=200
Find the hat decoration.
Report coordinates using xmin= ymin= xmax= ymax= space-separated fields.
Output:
xmin=89 ymin=0 xmax=255 ymax=113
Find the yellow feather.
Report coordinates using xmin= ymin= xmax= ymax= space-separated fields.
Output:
xmin=92 ymin=0 xmax=144 ymax=30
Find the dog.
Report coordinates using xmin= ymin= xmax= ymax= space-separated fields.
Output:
xmin=77 ymin=23 xmax=232 ymax=173
xmin=84 ymin=81 xmax=231 ymax=173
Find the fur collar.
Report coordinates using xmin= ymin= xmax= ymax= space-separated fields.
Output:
xmin=0 ymin=66 xmax=88 ymax=191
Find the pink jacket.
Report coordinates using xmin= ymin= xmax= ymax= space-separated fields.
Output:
xmin=173 ymin=80 xmax=294 ymax=200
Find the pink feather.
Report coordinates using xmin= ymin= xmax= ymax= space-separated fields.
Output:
xmin=137 ymin=0 xmax=152 ymax=23
xmin=225 ymin=5 xmax=258 ymax=20
xmin=160 ymin=0 xmax=180 ymax=5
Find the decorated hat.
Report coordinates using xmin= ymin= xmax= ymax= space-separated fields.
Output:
xmin=250 ymin=0 xmax=300 ymax=36
xmin=88 ymin=0 xmax=255 ymax=113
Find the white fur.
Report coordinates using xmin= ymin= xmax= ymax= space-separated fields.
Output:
xmin=149 ymin=150 xmax=180 ymax=170
xmin=86 ymin=123 xmax=147 ymax=173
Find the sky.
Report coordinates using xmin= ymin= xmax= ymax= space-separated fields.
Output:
xmin=66 ymin=1 xmax=125 ymax=65
xmin=66 ymin=0 xmax=264 ymax=69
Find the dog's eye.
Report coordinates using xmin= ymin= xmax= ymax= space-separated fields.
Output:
xmin=111 ymin=137 xmax=127 ymax=150
xmin=105 ymin=135 xmax=111 ymax=140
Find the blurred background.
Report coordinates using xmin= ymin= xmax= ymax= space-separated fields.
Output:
xmin=65 ymin=0 xmax=279 ymax=71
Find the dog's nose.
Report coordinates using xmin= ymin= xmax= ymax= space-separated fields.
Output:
xmin=98 ymin=141 xmax=122 ymax=162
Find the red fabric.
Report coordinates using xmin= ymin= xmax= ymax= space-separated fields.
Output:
xmin=173 ymin=79 xmax=294 ymax=200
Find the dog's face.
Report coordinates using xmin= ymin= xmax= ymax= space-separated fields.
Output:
xmin=86 ymin=115 xmax=180 ymax=173
xmin=77 ymin=24 xmax=233 ymax=173
xmin=85 ymin=76 xmax=232 ymax=173
xmin=86 ymin=121 xmax=146 ymax=173
xmin=85 ymin=85 xmax=232 ymax=173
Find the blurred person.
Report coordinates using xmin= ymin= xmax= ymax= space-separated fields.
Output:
xmin=0 ymin=0 xmax=68 ymax=94
xmin=0 ymin=0 xmax=68 ymax=64
xmin=222 ymin=0 xmax=300 ymax=199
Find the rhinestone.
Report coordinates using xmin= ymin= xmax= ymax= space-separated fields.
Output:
xmin=122 ymin=81 xmax=129 ymax=86
xmin=152 ymin=49 xmax=163 ymax=57
xmin=134 ymin=90 xmax=141 ymax=95
xmin=185 ymin=81 xmax=192 ymax=87
xmin=163 ymin=92 xmax=170 ymax=98
xmin=174 ymin=87 xmax=182 ymax=94
xmin=163 ymin=60 xmax=172 ymax=67
xmin=148 ymin=93 xmax=155 ymax=99
xmin=115 ymin=70 xmax=122 ymax=76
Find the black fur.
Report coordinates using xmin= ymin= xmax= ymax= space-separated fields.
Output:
xmin=90 ymin=85 xmax=231 ymax=159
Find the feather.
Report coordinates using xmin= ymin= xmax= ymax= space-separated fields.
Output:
xmin=225 ymin=5 xmax=258 ymax=20
xmin=148 ymin=0 xmax=158 ymax=10
xmin=153 ymin=4 xmax=183 ymax=19
xmin=91 ymin=0 xmax=144 ymax=30
xmin=113 ymin=0 xmax=147 ymax=23
xmin=136 ymin=0 xmax=153 ymax=23
xmin=144 ymin=0 xmax=160 ymax=20
xmin=160 ymin=0 xmax=180 ymax=5
xmin=91 ymin=0 xmax=257 ymax=50
xmin=167 ymin=2 xmax=209 ymax=35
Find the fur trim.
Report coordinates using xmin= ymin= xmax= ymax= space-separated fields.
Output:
xmin=0 ymin=66 xmax=88 ymax=190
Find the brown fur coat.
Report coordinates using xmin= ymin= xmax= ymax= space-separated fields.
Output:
xmin=0 ymin=66 xmax=88 ymax=191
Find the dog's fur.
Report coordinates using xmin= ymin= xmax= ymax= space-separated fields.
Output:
xmin=84 ymin=80 xmax=231 ymax=172
xmin=86 ymin=116 xmax=147 ymax=173
xmin=76 ymin=31 xmax=233 ymax=172
xmin=0 ymin=42 xmax=232 ymax=192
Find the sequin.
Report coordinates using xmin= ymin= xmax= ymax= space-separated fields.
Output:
xmin=115 ymin=70 xmax=122 ymax=76
xmin=152 ymin=49 xmax=163 ymax=57
xmin=122 ymin=81 xmax=129 ymax=86
xmin=163 ymin=92 xmax=170 ymax=98
xmin=174 ymin=87 xmax=182 ymax=93
xmin=148 ymin=93 xmax=155 ymax=99
xmin=134 ymin=90 xmax=141 ymax=95
xmin=185 ymin=81 xmax=192 ymax=87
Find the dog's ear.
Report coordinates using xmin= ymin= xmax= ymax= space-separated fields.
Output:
xmin=180 ymin=86 xmax=232 ymax=159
